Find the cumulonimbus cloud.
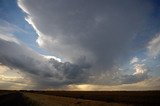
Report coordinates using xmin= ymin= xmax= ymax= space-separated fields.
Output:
xmin=18 ymin=0 xmax=154 ymax=73
xmin=0 ymin=0 xmax=159 ymax=90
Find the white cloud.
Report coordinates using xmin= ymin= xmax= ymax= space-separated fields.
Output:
xmin=148 ymin=34 xmax=160 ymax=58
xmin=42 ymin=55 xmax=61 ymax=62
xmin=0 ymin=19 xmax=28 ymax=34
xmin=133 ymin=64 xmax=147 ymax=75
xmin=0 ymin=33 xmax=20 ymax=44
xmin=130 ymin=57 xmax=139 ymax=64
xmin=130 ymin=56 xmax=148 ymax=75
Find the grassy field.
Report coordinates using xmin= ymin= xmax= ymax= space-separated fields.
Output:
xmin=0 ymin=90 xmax=15 ymax=96
xmin=23 ymin=92 xmax=128 ymax=106
xmin=0 ymin=90 xmax=160 ymax=106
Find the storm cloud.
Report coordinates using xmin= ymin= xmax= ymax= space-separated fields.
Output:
xmin=0 ymin=34 xmax=90 ymax=87
xmin=18 ymin=0 xmax=154 ymax=72
xmin=0 ymin=0 xmax=159 ymax=90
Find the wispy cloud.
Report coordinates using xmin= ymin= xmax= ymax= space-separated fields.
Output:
xmin=148 ymin=34 xmax=160 ymax=58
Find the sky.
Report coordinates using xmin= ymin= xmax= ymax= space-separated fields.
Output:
xmin=0 ymin=0 xmax=160 ymax=90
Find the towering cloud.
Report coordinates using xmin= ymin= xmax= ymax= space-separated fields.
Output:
xmin=1 ymin=0 xmax=159 ymax=90
xmin=18 ymin=0 xmax=153 ymax=72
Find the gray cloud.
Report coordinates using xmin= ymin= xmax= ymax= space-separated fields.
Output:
xmin=0 ymin=34 xmax=149 ymax=89
xmin=121 ymin=73 xmax=149 ymax=84
xmin=18 ymin=0 xmax=154 ymax=73
xmin=0 ymin=0 xmax=157 ymax=89
xmin=0 ymin=34 xmax=90 ymax=87
xmin=0 ymin=38 xmax=51 ymax=76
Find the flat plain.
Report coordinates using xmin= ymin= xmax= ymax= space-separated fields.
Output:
xmin=0 ymin=90 xmax=160 ymax=106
